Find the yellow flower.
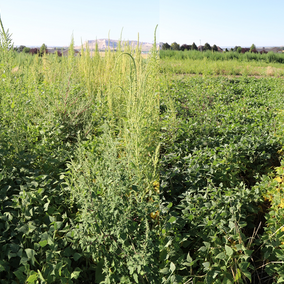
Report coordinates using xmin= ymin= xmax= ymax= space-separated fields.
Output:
xmin=150 ymin=210 xmax=159 ymax=220
xmin=153 ymin=180 xmax=159 ymax=193
xmin=275 ymin=176 xmax=282 ymax=183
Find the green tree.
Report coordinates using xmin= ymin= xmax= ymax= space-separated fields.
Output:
xmin=212 ymin=44 xmax=218 ymax=52
xmin=191 ymin=42 xmax=198 ymax=50
xmin=22 ymin=47 xmax=30 ymax=53
xmin=234 ymin=46 xmax=242 ymax=52
xmin=250 ymin=43 xmax=256 ymax=52
xmin=237 ymin=46 xmax=242 ymax=53
xmin=203 ymin=43 xmax=211 ymax=51
xmin=171 ymin=42 xmax=180 ymax=51
xmin=40 ymin=43 xmax=47 ymax=55
xmin=17 ymin=45 xmax=26 ymax=52
xmin=162 ymin=43 xmax=171 ymax=50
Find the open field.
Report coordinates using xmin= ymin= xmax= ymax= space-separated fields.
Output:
xmin=161 ymin=50 xmax=284 ymax=77
xmin=161 ymin=58 xmax=284 ymax=77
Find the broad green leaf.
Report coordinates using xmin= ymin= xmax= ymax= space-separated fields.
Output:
xmin=133 ymin=273 xmax=139 ymax=283
xmin=73 ymin=252 xmax=82 ymax=261
xmin=71 ymin=267 xmax=82 ymax=279
xmin=25 ymin=249 xmax=37 ymax=266
xmin=18 ymin=224 xmax=29 ymax=234
xmin=239 ymin=262 xmax=250 ymax=271
xmin=13 ymin=266 xmax=26 ymax=283
xmin=26 ymin=273 xmax=38 ymax=283
xmin=225 ymin=245 xmax=233 ymax=257
xmin=159 ymin=267 xmax=169 ymax=274
xmin=170 ymin=262 xmax=176 ymax=273
xmin=202 ymin=262 xmax=210 ymax=271
xmin=187 ymin=253 xmax=192 ymax=263
xmin=215 ymin=252 xmax=226 ymax=259
xmin=39 ymin=240 xmax=48 ymax=247
xmin=168 ymin=216 xmax=177 ymax=223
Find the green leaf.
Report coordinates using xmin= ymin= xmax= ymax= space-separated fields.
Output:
xmin=222 ymin=272 xmax=233 ymax=284
xmin=187 ymin=253 xmax=192 ymax=263
xmin=242 ymin=270 xmax=251 ymax=282
xmin=133 ymin=273 xmax=139 ymax=283
xmin=25 ymin=248 xmax=37 ymax=266
xmin=39 ymin=240 xmax=48 ymax=247
xmin=71 ymin=267 xmax=82 ymax=280
xmin=234 ymin=268 xmax=241 ymax=281
xmin=239 ymin=262 xmax=250 ymax=271
xmin=95 ymin=260 xmax=104 ymax=283
xmin=168 ymin=216 xmax=177 ymax=223
xmin=44 ymin=200 xmax=50 ymax=211
xmin=0 ymin=264 xmax=5 ymax=273
xmin=203 ymin=262 xmax=210 ymax=271
xmin=37 ymin=269 xmax=46 ymax=282
xmin=225 ymin=245 xmax=233 ymax=257
xmin=73 ymin=252 xmax=82 ymax=261
xmin=13 ymin=266 xmax=26 ymax=283
xmin=170 ymin=262 xmax=176 ymax=273
xmin=215 ymin=252 xmax=226 ymax=259
xmin=159 ymin=267 xmax=169 ymax=274
xmin=18 ymin=224 xmax=29 ymax=234
xmin=26 ymin=273 xmax=38 ymax=283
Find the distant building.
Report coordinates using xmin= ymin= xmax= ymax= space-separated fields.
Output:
xmin=62 ymin=49 xmax=81 ymax=56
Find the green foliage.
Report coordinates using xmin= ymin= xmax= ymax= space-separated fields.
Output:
xmin=212 ymin=44 xmax=218 ymax=52
xmin=65 ymin=129 xmax=160 ymax=283
xmin=171 ymin=42 xmax=180 ymax=51
xmin=17 ymin=45 xmax=26 ymax=52
xmin=160 ymin=49 xmax=284 ymax=64
xmin=22 ymin=47 xmax=30 ymax=53
xmin=250 ymin=43 xmax=256 ymax=52
xmin=0 ymin=24 xmax=160 ymax=283
xmin=204 ymin=42 xmax=212 ymax=51
xmin=191 ymin=42 xmax=198 ymax=50
xmin=160 ymin=76 xmax=284 ymax=282
xmin=162 ymin=42 xmax=171 ymax=50
xmin=0 ymin=14 xmax=13 ymax=50
xmin=40 ymin=43 xmax=47 ymax=55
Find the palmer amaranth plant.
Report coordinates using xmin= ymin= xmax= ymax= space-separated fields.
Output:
xmin=0 ymin=17 xmax=160 ymax=283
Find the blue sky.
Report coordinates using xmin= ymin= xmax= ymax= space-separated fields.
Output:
xmin=0 ymin=0 xmax=159 ymax=47
xmin=0 ymin=0 xmax=282 ymax=48
xmin=160 ymin=0 xmax=283 ymax=48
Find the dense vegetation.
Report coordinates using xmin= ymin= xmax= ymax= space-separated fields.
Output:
xmin=0 ymin=21 xmax=160 ymax=283
xmin=160 ymin=50 xmax=284 ymax=77
xmin=2 ymin=17 xmax=284 ymax=282
xmin=160 ymin=49 xmax=284 ymax=64
xmin=160 ymin=75 xmax=284 ymax=283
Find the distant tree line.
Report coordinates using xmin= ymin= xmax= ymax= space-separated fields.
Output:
xmin=13 ymin=43 xmax=62 ymax=56
xmin=162 ymin=42 xmax=198 ymax=51
xmin=161 ymin=42 xmax=267 ymax=54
